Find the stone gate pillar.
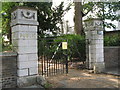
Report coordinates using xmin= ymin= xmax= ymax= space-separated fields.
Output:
xmin=11 ymin=7 xmax=39 ymax=87
xmin=84 ymin=18 xmax=105 ymax=73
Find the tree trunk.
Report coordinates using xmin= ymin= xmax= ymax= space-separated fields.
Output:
xmin=74 ymin=2 xmax=83 ymax=35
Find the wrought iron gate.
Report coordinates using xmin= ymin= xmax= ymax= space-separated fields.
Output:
xmin=38 ymin=37 xmax=68 ymax=76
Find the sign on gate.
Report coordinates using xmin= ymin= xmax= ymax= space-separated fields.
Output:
xmin=62 ymin=42 xmax=67 ymax=49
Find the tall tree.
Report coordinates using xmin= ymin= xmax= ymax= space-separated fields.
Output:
xmin=74 ymin=2 xmax=83 ymax=35
xmin=74 ymin=1 xmax=120 ymax=35
xmin=74 ymin=2 xmax=94 ymax=35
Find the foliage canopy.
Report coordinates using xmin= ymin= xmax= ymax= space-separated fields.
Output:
xmin=1 ymin=2 xmax=71 ymax=37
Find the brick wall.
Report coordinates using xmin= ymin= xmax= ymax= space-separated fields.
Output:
xmin=104 ymin=46 xmax=120 ymax=69
xmin=0 ymin=52 xmax=17 ymax=88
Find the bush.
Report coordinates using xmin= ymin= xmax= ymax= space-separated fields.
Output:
xmin=1 ymin=37 xmax=13 ymax=52
xmin=38 ymin=34 xmax=86 ymax=62
xmin=55 ymin=34 xmax=86 ymax=62
xmin=104 ymin=34 xmax=120 ymax=46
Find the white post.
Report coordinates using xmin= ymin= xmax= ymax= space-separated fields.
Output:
xmin=11 ymin=7 xmax=39 ymax=87
xmin=84 ymin=18 xmax=105 ymax=73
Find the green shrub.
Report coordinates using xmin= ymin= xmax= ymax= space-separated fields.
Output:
xmin=2 ymin=44 xmax=13 ymax=52
xmin=38 ymin=34 xmax=86 ymax=62
xmin=1 ymin=37 xmax=13 ymax=52
xmin=104 ymin=34 xmax=120 ymax=46
xmin=43 ymin=82 xmax=53 ymax=89
xmin=55 ymin=34 xmax=86 ymax=62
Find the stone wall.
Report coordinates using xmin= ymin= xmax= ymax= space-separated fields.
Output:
xmin=0 ymin=52 xmax=17 ymax=88
xmin=104 ymin=46 xmax=120 ymax=69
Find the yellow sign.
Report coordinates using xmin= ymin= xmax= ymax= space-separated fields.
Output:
xmin=62 ymin=42 xmax=67 ymax=49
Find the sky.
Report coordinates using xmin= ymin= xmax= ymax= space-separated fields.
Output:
xmin=52 ymin=0 xmax=120 ymax=31
xmin=52 ymin=0 xmax=74 ymax=27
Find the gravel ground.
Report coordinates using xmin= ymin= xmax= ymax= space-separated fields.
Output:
xmin=46 ymin=69 xmax=120 ymax=88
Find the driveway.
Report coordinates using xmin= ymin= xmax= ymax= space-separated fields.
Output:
xmin=46 ymin=69 xmax=120 ymax=88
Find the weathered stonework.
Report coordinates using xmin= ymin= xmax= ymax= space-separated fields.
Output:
xmin=11 ymin=7 xmax=39 ymax=87
xmin=11 ymin=7 xmax=38 ymax=26
xmin=84 ymin=18 xmax=105 ymax=73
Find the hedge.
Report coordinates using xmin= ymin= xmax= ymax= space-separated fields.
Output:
xmin=38 ymin=34 xmax=86 ymax=62
xmin=104 ymin=34 xmax=120 ymax=46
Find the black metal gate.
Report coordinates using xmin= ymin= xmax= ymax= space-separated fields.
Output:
xmin=38 ymin=37 xmax=68 ymax=77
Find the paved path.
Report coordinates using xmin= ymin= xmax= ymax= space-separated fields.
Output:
xmin=46 ymin=69 xmax=120 ymax=88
